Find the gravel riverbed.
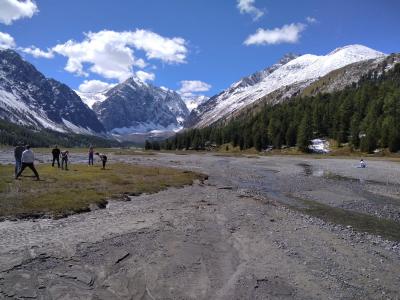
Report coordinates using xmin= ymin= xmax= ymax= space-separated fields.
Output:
xmin=0 ymin=151 xmax=399 ymax=299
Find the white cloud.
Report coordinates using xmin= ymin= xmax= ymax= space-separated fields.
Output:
xmin=0 ymin=31 xmax=15 ymax=49
xmin=178 ymin=80 xmax=211 ymax=94
xmin=20 ymin=46 xmax=54 ymax=58
xmin=306 ymin=16 xmax=317 ymax=24
xmin=0 ymin=0 xmax=38 ymax=25
xmin=78 ymin=79 xmax=116 ymax=93
xmin=50 ymin=29 xmax=187 ymax=81
xmin=135 ymin=58 xmax=147 ymax=68
xmin=129 ymin=29 xmax=187 ymax=63
xmin=237 ymin=0 xmax=264 ymax=21
xmin=244 ymin=23 xmax=306 ymax=46
xmin=135 ymin=70 xmax=155 ymax=83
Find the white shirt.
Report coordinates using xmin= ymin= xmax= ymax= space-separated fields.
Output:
xmin=21 ymin=149 xmax=35 ymax=163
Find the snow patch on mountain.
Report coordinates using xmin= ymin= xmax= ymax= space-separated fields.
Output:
xmin=182 ymin=94 xmax=209 ymax=112
xmin=110 ymin=122 xmax=182 ymax=135
xmin=76 ymin=90 xmax=108 ymax=109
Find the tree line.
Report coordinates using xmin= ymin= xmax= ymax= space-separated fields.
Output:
xmin=146 ymin=63 xmax=400 ymax=153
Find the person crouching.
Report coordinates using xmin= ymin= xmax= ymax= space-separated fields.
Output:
xmin=15 ymin=145 xmax=40 ymax=181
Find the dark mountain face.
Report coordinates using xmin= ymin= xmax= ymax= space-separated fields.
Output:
xmin=93 ymin=77 xmax=189 ymax=133
xmin=0 ymin=49 xmax=105 ymax=133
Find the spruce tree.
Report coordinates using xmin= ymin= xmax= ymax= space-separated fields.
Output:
xmin=297 ymin=114 xmax=313 ymax=152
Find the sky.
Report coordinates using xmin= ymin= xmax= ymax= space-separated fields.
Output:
xmin=0 ymin=0 xmax=399 ymax=98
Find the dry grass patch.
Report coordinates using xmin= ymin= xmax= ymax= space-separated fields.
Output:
xmin=0 ymin=163 xmax=206 ymax=220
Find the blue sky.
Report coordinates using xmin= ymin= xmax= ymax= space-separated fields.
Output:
xmin=0 ymin=0 xmax=399 ymax=97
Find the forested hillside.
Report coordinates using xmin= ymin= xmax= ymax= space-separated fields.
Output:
xmin=0 ymin=119 xmax=121 ymax=148
xmin=152 ymin=63 xmax=400 ymax=153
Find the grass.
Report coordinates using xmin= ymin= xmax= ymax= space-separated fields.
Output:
xmin=112 ymin=149 xmax=156 ymax=156
xmin=297 ymin=199 xmax=400 ymax=242
xmin=0 ymin=163 xmax=206 ymax=220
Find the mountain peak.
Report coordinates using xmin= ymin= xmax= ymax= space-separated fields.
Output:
xmin=276 ymin=53 xmax=300 ymax=65
xmin=327 ymin=44 xmax=385 ymax=57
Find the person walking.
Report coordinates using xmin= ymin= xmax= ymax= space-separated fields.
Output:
xmin=15 ymin=145 xmax=40 ymax=180
xmin=96 ymin=152 xmax=107 ymax=169
xmin=61 ymin=150 xmax=69 ymax=170
xmin=51 ymin=145 xmax=61 ymax=168
xmin=88 ymin=146 xmax=94 ymax=166
xmin=14 ymin=142 xmax=25 ymax=176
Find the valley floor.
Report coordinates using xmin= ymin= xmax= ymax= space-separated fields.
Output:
xmin=0 ymin=151 xmax=400 ymax=299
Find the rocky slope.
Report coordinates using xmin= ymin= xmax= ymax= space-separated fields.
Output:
xmin=0 ymin=49 xmax=105 ymax=134
xmin=186 ymin=45 xmax=387 ymax=128
xmin=93 ymin=77 xmax=189 ymax=134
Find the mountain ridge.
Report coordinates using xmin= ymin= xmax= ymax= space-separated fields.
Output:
xmin=0 ymin=49 xmax=105 ymax=134
xmin=186 ymin=44 xmax=387 ymax=128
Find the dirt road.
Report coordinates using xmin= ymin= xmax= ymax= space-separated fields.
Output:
xmin=0 ymin=152 xmax=399 ymax=299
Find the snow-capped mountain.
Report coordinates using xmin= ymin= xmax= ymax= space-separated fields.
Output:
xmin=186 ymin=45 xmax=386 ymax=128
xmin=181 ymin=94 xmax=209 ymax=112
xmin=93 ymin=77 xmax=189 ymax=134
xmin=76 ymin=90 xmax=109 ymax=109
xmin=0 ymin=49 xmax=105 ymax=133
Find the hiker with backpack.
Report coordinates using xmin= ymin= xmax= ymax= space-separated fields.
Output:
xmin=15 ymin=145 xmax=40 ymax=181
xmin=96 ymin=152 xmax=107 ymax=169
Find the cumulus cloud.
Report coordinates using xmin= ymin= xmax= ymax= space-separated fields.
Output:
xmin=0 ymin=0 xmax=38 ymax=25
xmin=237 ymin=0 xmax=264 ymax=21
xmin=0 ymin=31 xmax=15 ymax=49
xmin=129 ymin=29 xmax=187 ymax=63
xmin=306 ymin=16 xmax=317 ymax=24
xmin=244 ymin=23 xmax=306 ymax=46
xmin=178 ymin=80 xmax=211 ymax=94
xmin=78 ymin=79 xmax=116 ymax=93
xmin=49 ymin=29 xmax=187 ymax=81
xmin=20 ymin=46 xmax=54 ymax=58
xmin=135 ymin=70 xmax=155 ymax=83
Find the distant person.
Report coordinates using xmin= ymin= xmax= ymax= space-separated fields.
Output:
xmin=51 ymin=145 xmax=61 ymax=168
xmin=14 ymin=142 xmax=25 ymax=176
xmin=15 ymin=145 xmax=40 ymax=180
xmin=96 ymin=152 xmax=107 ymax=169
xmin=88 ymin=146 xmax=94 ymax=166
xmin=359 ymin=159 xmax=366 ymax=168
xmin=61 ymin=150 xmax=69 ymax=170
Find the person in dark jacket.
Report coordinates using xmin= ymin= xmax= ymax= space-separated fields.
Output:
xmin=52 ymin=145 xmax=61 ymax=168
xmin=88 ymin=146 xmax=94 ymax=166
xmin=14 ymin=142 xmax=25 ymax=176
xmin=15 ymin=145 xmax=40 ymax=180
xmin=96 ymin=152 xmax=107 ymax=169
xmin=61 ymin=150 xmax=69 ymax=170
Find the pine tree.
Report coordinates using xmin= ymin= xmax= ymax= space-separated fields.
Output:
xmin=297 ymin=114 xmax=313 ymax=152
